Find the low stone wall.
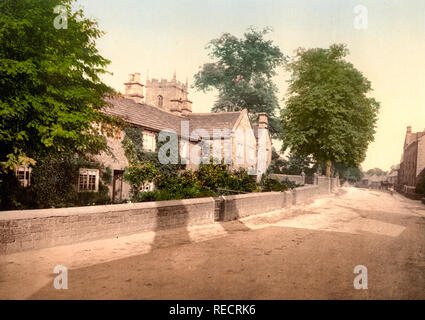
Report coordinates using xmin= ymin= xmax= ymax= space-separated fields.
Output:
xmin=0 ymin=198 xmax=215 ymax=254
xmin=292 ymin=185 xmax=320 ymax=204
xmin=220 ymin=192 xmax=285 ymax=221
xmin=0 ymin=177 xmax=341 ymax=254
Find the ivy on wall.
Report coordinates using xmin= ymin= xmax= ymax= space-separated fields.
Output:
xmin=0 ymin=154 xmax=112 ymax=210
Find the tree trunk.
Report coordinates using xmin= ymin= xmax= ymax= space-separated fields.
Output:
xmin=325 ymin=160 xmax=332 ymax=177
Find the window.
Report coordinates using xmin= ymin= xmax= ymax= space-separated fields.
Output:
xmin=143 ymin=131 xmax=156 ymax=152
xmin=16 ymin=166 xmax=31 ymax=187
xmin=142 ymin=182 xmax=154 ymax=192
xmin=78 ymin=168 xmax=99 ymax=192
xmin=158 ymin=95 xmax=163 ymax=108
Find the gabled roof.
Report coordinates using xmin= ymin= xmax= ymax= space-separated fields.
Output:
xmin=186 ymin=111 xmax=242 ymax=137
xmin=103 ymin=97 xmax=244 ymax=138
xmin=104 ymin=97 xmax=183 ymax=133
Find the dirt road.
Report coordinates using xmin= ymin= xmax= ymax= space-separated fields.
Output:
xmin=1 ymin=187 xmax=424 ymax=299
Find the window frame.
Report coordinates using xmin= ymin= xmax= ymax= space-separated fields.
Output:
xmin=15 ymin=166 xmax=32 ymax=187
xmin=142 ymin=130 xmax=157 ymax=152
xmin=78 ymin=168 xmax=99 ymax=192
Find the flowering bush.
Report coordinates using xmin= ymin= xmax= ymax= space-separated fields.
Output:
xmin=123 ymin=161 xmax=159 ymax=197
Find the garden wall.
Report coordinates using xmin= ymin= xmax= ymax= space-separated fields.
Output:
xmin=220 ymin=192 xmax=286 ymax=221
xmin=0 ymin=176 xmax=340 ymax=254
xmin=0 ymin=198 xmax=215 ymax=254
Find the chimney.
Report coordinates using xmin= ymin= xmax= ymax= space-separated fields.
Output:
xmin=258 ymin=113 xmax=268 ymax=129
xmin=124 ymin=73 xmax=144 ymax=104
xmin=407 ymin=126 xmax=412 ymax=134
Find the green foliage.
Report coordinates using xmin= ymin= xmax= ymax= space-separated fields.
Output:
xmin=334 ymin=163 xmax=363 ymax=182
xmin=0 ymin=0 xmax=120 ymax=168
xmin=281 ymin=44 xmax=380 ymax=173
xmin=123 ymin=161 xmax=159 ymax=197
xmin=194 ymin=163 xmax=258 ymax=193
xmin=193 ymin=27 xmax=286 ymax=137
xmin=0 ymin=154 xmax=110 ymax=210
xmin=101 ymin=166 xmax=112 ymax=184
xmin=130 ymin=162 xmax=258 ymax=202
xmin=262 ymin=177 xmax=289 ymax=192
xmin=121 ymin=125 xmax=184 ymax=192
xmin=366 ymin=168 xmax=386 ymax=176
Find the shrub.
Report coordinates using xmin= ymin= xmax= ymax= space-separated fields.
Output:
xmin=262 ymin=177 xmax=289 ymax=192
xmin=123 ymin=161 xmax=159 ymax=197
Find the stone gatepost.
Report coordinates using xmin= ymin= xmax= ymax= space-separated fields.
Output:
xmin=301 ymin=171 xmax=306 ymax=185
xmin=313 ymin=173 xmax=319 ymax=185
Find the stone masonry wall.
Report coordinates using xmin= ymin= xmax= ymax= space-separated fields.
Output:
xmin=0 ymin=198 xmax=215 ymax=254
xmin=0 ymin=177 xmax=340 ymax=254
xmin=220 ymin=192 xmax=285 ymax=221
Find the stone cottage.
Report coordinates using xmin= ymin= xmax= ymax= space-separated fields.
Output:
xmin=93 ymin=73 xmax=272 ymax=201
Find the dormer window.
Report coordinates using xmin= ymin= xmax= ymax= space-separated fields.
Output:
xmin=158 ymin=95 xmax=163 ymax=108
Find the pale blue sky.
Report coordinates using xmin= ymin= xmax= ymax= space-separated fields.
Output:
xmin=76 ymin=0 xmax=425 ymax=171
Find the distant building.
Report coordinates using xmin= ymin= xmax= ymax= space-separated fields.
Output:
xmin=398 ymin=126 xmax=425 ymax=190
xmin=387 ymin=170 xmax=398 ymax=185
xmin=359 ymin=173 xmax=388 ymax=189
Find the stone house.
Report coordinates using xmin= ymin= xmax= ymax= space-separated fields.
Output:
xmin=95 ymin=73 xmax=272 ymax=201
xmin=398 ymin=126 xmax=425 ymax=191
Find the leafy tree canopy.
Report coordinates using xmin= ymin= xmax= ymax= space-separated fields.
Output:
xmin=366 ymin=168 xmax=387 ymax=176
xmin=334 ymin=162 xmax=363 ymax=182
xmin=193 ymin=27 xmax=286 ymax=137
xmin=0 ymin=0 xmax=120 ymax=169
xmin=281 ymin=44 xmax=379 ymax=176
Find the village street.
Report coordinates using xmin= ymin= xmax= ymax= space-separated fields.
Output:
xmin=0 ymin=187 xmax=424 ymax=300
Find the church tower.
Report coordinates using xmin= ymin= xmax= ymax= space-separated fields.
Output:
xmin=145 ymin=72 xmax=192 ymax=115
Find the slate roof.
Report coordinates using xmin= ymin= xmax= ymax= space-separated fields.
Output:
xmin=103 ymin=97 xmax=243 ymax=138
xmin=186 ymin=112 xmax=241 ymax=137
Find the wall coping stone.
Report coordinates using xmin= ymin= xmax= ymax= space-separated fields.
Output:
xmin=222 ymin=192 xmax=283 ymax=201
xmin=0 ymin=197 xmax=215 ymax=221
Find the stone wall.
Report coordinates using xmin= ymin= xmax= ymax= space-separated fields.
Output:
xmin=292 ymin=185 xmax=320 ymax=204
xmin=0 ymin=198 xmax=215 ymax=254
xmin=220 ymin=192 xmax=285 ymax=221
xmin=0 ymin=177 xmax=340 ymax=254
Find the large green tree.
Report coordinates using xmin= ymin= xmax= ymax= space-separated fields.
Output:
xmin=193 ymin=27 xmax=285 ymax=137
xmin=281 ymin=44 xmax=379 ymax=176
xmin=0 ymin=0 xmax=118 ymax=169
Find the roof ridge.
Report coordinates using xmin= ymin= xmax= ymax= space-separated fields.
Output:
xmin=188 ymin=111 xmax=242 ymax=115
